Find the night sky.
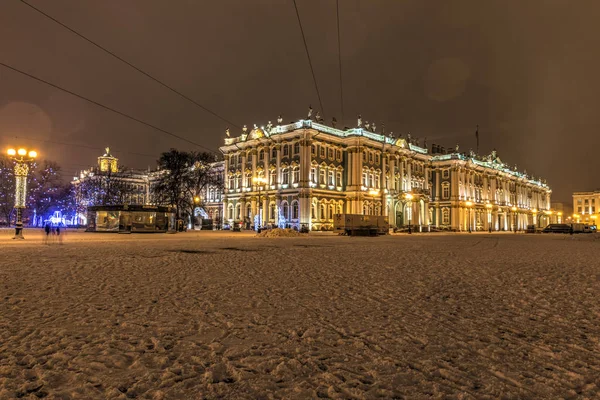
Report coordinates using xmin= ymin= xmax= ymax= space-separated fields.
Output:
xmin=1 ymin=0 xmax=599 ymax=201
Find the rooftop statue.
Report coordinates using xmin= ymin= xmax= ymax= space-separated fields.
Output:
xmin=225 ymin=128 xmax=230 ymax=137
xmin=277 ymin=115 xmax=283 ymax=124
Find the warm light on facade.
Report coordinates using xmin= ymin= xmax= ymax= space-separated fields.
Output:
xmin=511 ymin=206 xmax=517 ymax=212
xmin=485 ymin=203 xmax=492 ymax=209
xmin=465 ymin=201 xmax=473 ymax=207
xmin=404 ymin=193 xmax=413 ymax=201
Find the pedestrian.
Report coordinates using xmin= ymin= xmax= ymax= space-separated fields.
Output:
xmin=43 ymin=223 xmax=51 ymax=244
xmin=56 ymin=225 xmax=63 ymax=245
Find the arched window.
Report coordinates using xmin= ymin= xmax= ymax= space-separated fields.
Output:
xmin=320 ymin=204 xmax=326 ymax=220
xmin=282 ymin=168 xmax=289 ymax=185
xmin=270 ymin=203 xmax=276 ymax=220
xmin=246 ymin=204 xmax=252 ymax=218
xmin=259 ymin=150 xmax=264 ymax=161
xmin=271 ymin=148 xmax=277 ymax=159
xmin=236 ymin=204 xmax=241 ymax=220
xmin=292 ymin=201 xmax=299 ymax=219
xmin=282 ymin=202 xmax=289 ymax=219
xmin=294 ymin=142 xmax=300 ymax=154
xmin=328 ymin=205 xmax=334 ymax=220
xmin=363 ymin=202 xmax=369 ymax=215
xmin=228 ymin=204 xmax=234 ymax=220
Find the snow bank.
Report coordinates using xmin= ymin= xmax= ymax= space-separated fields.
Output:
xmin=256 ymin=228 xmax=304 ymax=238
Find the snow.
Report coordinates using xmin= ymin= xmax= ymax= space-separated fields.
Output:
xmin=1 ymin=230 xmax=599 ymax=398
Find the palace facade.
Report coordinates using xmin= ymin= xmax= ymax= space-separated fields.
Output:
xmin=220 ymin=120 xmax=553 ymax=231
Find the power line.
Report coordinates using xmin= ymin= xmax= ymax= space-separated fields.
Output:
xmin=0 ymin=134 xmax=158 ymax=158
xmin=336 ymin=0 xmax=344 ymax=124
xmin=292 ymin=0 xmax=325 ymax=117
xmin=19 ymin=0 xmax=240 ymax=130
xmin=0 ymin=61 xmax=217 ymax=154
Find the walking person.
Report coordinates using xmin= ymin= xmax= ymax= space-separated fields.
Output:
xmin=43 ymin=223 xmax=51 ymax=245
xmin=56 ymin=224 xmax=63 ymax=245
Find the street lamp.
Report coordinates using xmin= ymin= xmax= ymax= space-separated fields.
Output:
xmin=6 ymin=147 xmax=38 ymax=239
xmin=465 ymin=201 xmax=473 ymax=233
xmin=404 ymin=192 xmax=413 ymax=234
xmin=511 ymin=206 xmax=517 ymax=232
xmin=252 ymin=176 xmax=267 ymax=232
xmin=485 ymin=202 xmax=493 ymax=233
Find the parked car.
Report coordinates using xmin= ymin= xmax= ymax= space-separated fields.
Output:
xmin=542 ymin=224 xmax=572 ymax=234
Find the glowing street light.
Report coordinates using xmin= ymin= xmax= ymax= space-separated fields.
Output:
xmin=404 ymin=192 xmax=414 ymax=234
xmin=253 ymin=176 xmax=267 ymax=232
xmin=465 ymin=201 xmax=473 ymax=233
xmin=6 ymin=147 xmax=38 ymax=239
xmin=485 ymin=202 xmax=493 ymax=233
xmin=511 ymin=206 xmax=518 ymax=232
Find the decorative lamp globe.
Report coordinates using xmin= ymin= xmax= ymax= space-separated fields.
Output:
xmin=28 ymin=150 xmax=37 ymax=158
xmin=17 ymin=148 xmax=27 ymax=156
xmin=7 ymin=148 xmax=16 ymax=156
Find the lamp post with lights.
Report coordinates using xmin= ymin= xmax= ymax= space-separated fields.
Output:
xmin=404 ymin=192 xmax=413 ymax=234
xmin=253 ymin=176 xmax=267 ymax=232
xmin=486 ymin=202 xmax=493 ymax=233
xmin=511 ymin=206 xmax=517 ymax=232
xmin=465 ymin=201 xmax=473 ymax=233
xmin=6 ymin=147 xmax=38 ymax=239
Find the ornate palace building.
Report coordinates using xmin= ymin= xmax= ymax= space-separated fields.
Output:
xmin=220 ymin=119 xmax=553 ymax=231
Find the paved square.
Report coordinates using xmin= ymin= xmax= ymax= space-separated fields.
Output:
xmin=1 ymin=231 xmax=599 ymax=398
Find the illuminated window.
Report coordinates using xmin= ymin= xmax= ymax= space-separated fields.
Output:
xmin=310 ymin=167 xmax=317 ymax=183
xmin=282 ymin=168 xmax=289 ymax=185
xmin=247 ymin=204 xmax=252 ymax=218
xmin=442 ymin=184 xmax=450 ymax=200
xmin=293 ymin=167 xmax=300 ymax=184
xmin=320 ymin=204 xmax=326 ymax=219
xmin=282 ymin=202 xmax=289 ymax=219
xmin=319 ymin=169 xmax=326 ymax=185
xmin=292 ymin=202 xmax=299 ymax=219
xmin=336 ymin=171 xmax=342 ymax=187
xmin=442 ymin=208 xmax=450 ymax=225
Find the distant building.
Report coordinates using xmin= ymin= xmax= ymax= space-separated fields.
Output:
xmin=71 ymin=148 xmax=224 ymax=228
xmin=550 ymin=201 xmax=572 ymax=224
xmin=572 ymin=191 xmax=599 ymax=225
xmin=220 ymin=119 xmax=553 ymax=231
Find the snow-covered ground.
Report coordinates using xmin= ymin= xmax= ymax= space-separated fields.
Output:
xmin=1 ymin=230 xmax=599 ymax=399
